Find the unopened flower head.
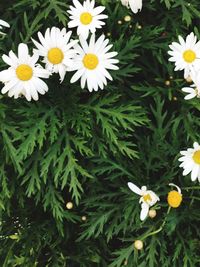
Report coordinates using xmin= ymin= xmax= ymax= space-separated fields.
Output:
xmin=167 ymin=183 xmax=182 ymax=208
xmin=134 ymin=240 xmax=143 ymax=250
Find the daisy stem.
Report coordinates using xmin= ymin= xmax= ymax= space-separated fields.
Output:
xmin=141 ymin=206 xmax=171 ymax=241
xmin=188 ymin=196 xmax=200 ymax=201
xmin=182 ymin=186 xmax=200 ymax=190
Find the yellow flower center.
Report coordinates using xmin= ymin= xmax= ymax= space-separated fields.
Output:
xmin=80 ymin=12 xmax=93 ymax=25
xmin=167 ymin=191 xmax=182 ymax=208
xmin=193 ymin=150 xmax=200 ymax=164
xmin=83 ymin=53 xmax=99 ymax=70
xmin=183 ymin=49 xmax=196 ymax=63
xmin=16 ymin=64 xmax=33 ymax=81
xmin=143 ymin=194 xmax=152 ymax=203
xmin=47 ymin=48 xmax=64 ymax=64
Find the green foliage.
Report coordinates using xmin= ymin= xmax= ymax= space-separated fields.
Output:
xmin=0 ymin=0 xmax=200 ymax=266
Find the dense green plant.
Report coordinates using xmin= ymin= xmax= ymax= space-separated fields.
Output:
xmin=0 ymin=0 xmax=200 ymax=266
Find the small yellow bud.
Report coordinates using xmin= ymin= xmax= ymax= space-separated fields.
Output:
xmin=134 ymin=240 xmax=143 ymax=250
xmin=118 ymin=20 xmax=122 ymax=25
xmin=167 ymin=191 xmax=182 ymax=208
xmin=124 ymin=15 xmax=131 ymax=22
xmin=137 ymin=25 xmax=142 ymax=29
xmin=66 ymin=202 xmax=73 ymax=210
xmin=148 ymin=209 xmax=157 ymax=218
xmin=165 ymin=80 xmax=170 ymax=86
xmin=81 ymin=216 xmax=87 ymax=221
xmin=124 ymin=260 xmax=128 ymax=265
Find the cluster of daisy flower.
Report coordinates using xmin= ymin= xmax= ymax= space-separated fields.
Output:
xmin=168 ymin=36 xmax=200 ymax=180
xmin=127 ymin=141 xmax=200 ymax=222
xmin=127 ymin=182 xmax=182 ymax=221
xmin=127 ymin=31 xmax=200 ymax=245
xmin=1 ymin=1 xmax=197 ymax=223
xmin=168 ymin=32 xmax=200 ymax=100
xmin=168 ymin=34 xmax=200 ymax=196
xmin=0 ymin=0 xmax=119 ymax=101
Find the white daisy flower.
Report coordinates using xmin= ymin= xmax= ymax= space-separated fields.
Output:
xmin=67 ymin=0 xmax=108 ymax=39
xmin=182 ymin=70 xmax=200 ymax=100
xmin=178 ymin=142 xmax=200 ymax=182
xmin=121 ymin=0 xmax=143 ymax=14
xmin=70 ymin=34 xmax=119 ymax=92
xmin=32 ymin=27 xmax=78 ymax=82
xmin=168 ymin=32 xmax=200 ymax=79
xmin=127 ymin=182 xmax=160 ymax=221
xmin=0 ymin=43 xmax=50 ymax=101
xmin=0 ymin=19 xmax=10 ymax=35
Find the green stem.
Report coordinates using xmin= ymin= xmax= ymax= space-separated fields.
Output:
xmin=3 ymin=242 xmax=15 ymax=267
xmin=188 ymin=196 xmax=200 ymax=201
xmin=182 ymin=186 xmax=200 ymax=190
xmin=141 ymin=206 xmax=171 ymax=241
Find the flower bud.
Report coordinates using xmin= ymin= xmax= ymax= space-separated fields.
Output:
xmin=148 ymin=209 xmax=157 ymax=218
xmin=134 ymin=240 xmax=143 ymax=250
xmin=66 ymin=202 xmax=73 ymax=209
